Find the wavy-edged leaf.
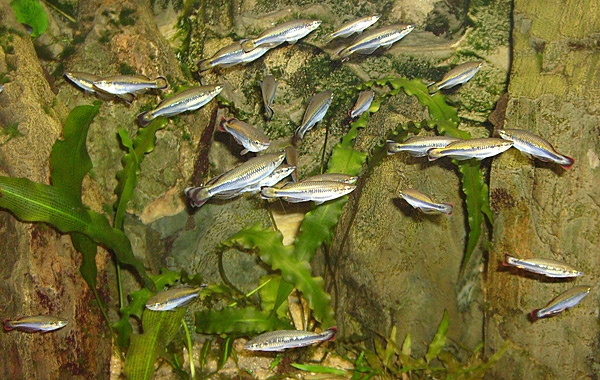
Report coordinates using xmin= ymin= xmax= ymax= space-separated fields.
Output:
xmin=10 ymin=0 xmax=48 ymax=38
xmin=457 ymin=160 xmax=486 ymax=274
xmin=291 ymin=363 xmax=348 ymax=376
xmin=425 ymin=310 xmax=448 ymax=364
xmin=195 ymin=306 xmax=292 ymax=334
xmin=124 ymin=307 xmax=186 ymax=380
xmin=223 ymin=224 xmax=336 ymax=328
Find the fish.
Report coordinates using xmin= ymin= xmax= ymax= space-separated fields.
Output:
xmin=498 ymin=129 xmax=574 ymax=169
xmin=531 ymin=285 xmax=591 ymax=320
xmin=93 ymin=74 xmax=168 ymax=95
xmin=64 ymin=71 xmax=134 ymax=102
xmin=428 ymin=61 xmax=483 ymax=94
xmin=137 ymin=85 xmax=224 ymax=126
xmin=216 ymin=164 xmax=297 ymax=198
xmin=197 ymin=42 xmax=274 ymax=72
xmin=260 ymin=75 xmax=279 ymax=120
xmin=337 ymin=24 xmax=415 ymax=61
xmin=0 ymin=84 xmax=3 ymax=93
xmin=4 ymin=315 xmax=67 ymax=332
xmin=427 ymin=138 xmax=513 ymax=161
xmin=503 ymin=254 xmax=583 ymax=278
xmin=349 ymin=90 xmax=374 ymax=119
xmin=295 ymin=91 xmax=334 ymax=140
xmin=241 ymin=19 xmax=322 ymax=52
xmin=301 ymin=173 xmax=358 ymax=184
xmin=185 ymin=152 xmax=286 ymax=207
xmin=261 ymin=180 xmax=356 ymax=204
xmin=245 ymin=327 xmax=337 ymax=351
xmin=399 ymin=189 xmax=453 ymax=215
xmin=322 ymin=15 xmax=381 ymax=43
xmin=387 ymin=135 xmax=462 ymax=157
xmin=218 ymin=117 xmax=270 ymax=155
xmin=285 ymin=145 xmax=300 ymax=182
xmin=145 ymin=285 xmax=206 ymax=311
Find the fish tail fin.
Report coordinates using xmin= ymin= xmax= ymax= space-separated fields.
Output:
xmin=137 ymin=111 xmax=152 ymax=126
xmin=294 ymin=125 xmax=305 ymax=140
xmin=530 ymin=309 xmax=540 ymax=321
xmin=441 ymin=203 xmax=453 ymax=215
xmin=322 ymin=34 xmax=334 ymax=43
xmin=3 ymin=319 xmax=14 ymax=331
xmin=265 ymin=106 xmax=273 ymax=120
xmin=155 ymin=76 xmax=168 ymax=90
xmin=197 ymin=59 xmax=213 ymax=73
xmin=325 ymin=326 xmax=337 ymax=341
xmin=184 ymin=186 xmax=211 ymax=207
xmin=427 ymin=82 xmax=440 ymax=94
xmin=560 ymin=155 xmax=575 ymax=169
xmin=241 ymin=39 xmax=255 ymax=52
xmin=336 ymin=47 xmax=350 ymax=61
xmin=218 ymin=117 xmax=227 ymax=132
xmin=427 ymin=148 xmax=441 ymax=161
xmin=503 ymin=253 xmax=515 ymax=266
xmin=387 ymin=140 xmax=399 ymax=155
xmin=260 ymin=187 xmax=278 ymax=199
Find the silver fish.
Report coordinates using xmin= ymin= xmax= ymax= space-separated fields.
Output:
xmin=137 ymin=85 xmax=224 ymax=126
xmin=295 ymin=91 xmax=334 ymax=140
xmin=285 ymin=145 xmax=300 ymax=182
xmin=301 ymin=173 xmax=358 ymax=184
xmin=387 ymin=135 xmax=461 ymax=157
xmin=197 ymin=42 xmax=274 ymax=72
xmin=241 ymin=19 xmax=322 ymax=52
xmin=532 ymin=285 xmax=591 ymax=320
xmin=219 ymin=117 xmax=270 ymax=155
xmin=64 ymin=71 xmax=134 ymax=102
xmin=349 ymin=90 xmax=374 ymax=119
xmin=498 ymin=129 xmax=574 ymax=169
xmin=260 ymin=75 xmax=279 ymax=120
xmin=245 ymin=327 xmax=337 ymax=351
xmin=323 ymin=15 xmax=381 ymax=43
xmin=217 ymin=164 xmax=297 ymax=198
xmin=504 ymin=254 xmax=583 ymax=278
xmin=185 ymin=152 xmax=286 ymax=207
xmin=427 ymin=138 xmax=513 ymax=161
xmin=428 ymin=61 xmax=483 ymax=94
xmin=399 ymin=189 xmax=453 ymax=215
xmin=146 ymin=285 xmax=206 ymax=311
xmin=93 ymin=74 xmax=168 ymax=95
xmin=4 ymin=315 xmax=67 ymax=332
xmin=337 ymin=24 xmax=415 ymax=60
xmin=261 ymin=180 xmax=356 ymax=204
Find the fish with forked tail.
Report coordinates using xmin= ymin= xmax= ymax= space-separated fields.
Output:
xmin=4 ymin=315 xmax=67 ymax=332
xmin=241 ymin=19 xmax=321 ymax=52
xmin=245 ymin=327 xmax=337 ymax=351
xmin=399 ymin=189 xmax=453 ymax=215
xmin=92 ymin=74 xmax=168 ymax=95
xmin=503 ymin=254 xmax=583 ymax=278
xmin=296 ymin=91 xmax=334 ymax=140
xmin=428 ymin=61 xmax=483 ymax=94
xmin=498 ymin=128 xmax=574 ymax=169
xmin=531 ymin=285 xmax=591 ymax=320
xmin=197 ymin=42 xmax=274 ymax=72
xmin=261 ymin=180 xmax=355 ymax=204
xmin=218 ymin=117 xmax=270 ymax=155
xmin=337 ymin=24 xmax=415 ymax=61
xmin=427 ymin=138 xmax=513 ymax=161
xmin=387 ymin=135 xmax=461 ymax=157
xmin=322 ymin=15 xmax=380 ymax=43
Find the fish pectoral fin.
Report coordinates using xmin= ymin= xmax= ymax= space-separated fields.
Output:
xmin=214 ymin=189 xmax=242 ymax=199
xmin=287 ymin=39 xmax=299 ymax=45
xmin=358 ymin=46 xmax=379 ymax=55
xmin=240 ymin=149 xmax=249 ymax=155
xmin=284 ymin=197 xmax=308 ymax=203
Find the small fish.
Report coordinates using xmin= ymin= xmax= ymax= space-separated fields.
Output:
xmin=64 ymin=71 xmax=134 ymax=102
xmin=322 ymin=15 xmax=381 ymax=43
xmin=428 ymin=61 xmax=483 ymax=94
xmin=137 ymin=85 xmax=224 ymax=126
xmin=4 ymin=315 xmax=67 ymax=332
xmin=295 ymin=91 xmax=334 ymax=140
xmin=218 ymin=164 xmax=297 ymax=198
xmin=427 ymin=138 xmax=513 ymax=161
xmin=399 ymin=189 xmax=453 ymax=215
xmin=261 ymin=180 xmax=356 ymax=204
xmin=245 ymin=327 xmax=337 ymax=351
xmin=146 ymin=285 xmax=206 ymax=311
xmin=219 ymin=117 xmax=270 ymax=155
xmin=93 ymin=74 xmax=168 ymax=95
xmin=531 ymin=285 xmax=591 ymax=320
xmin=349 ymin=90 xmax=374 ymax=119
xmin=260 ymin=75 xmax=279 ymax=120
xmin=185 ymin=152 xmax=286 ymax=207
xmin=337 ymin=24 xmax=415 ymax=61
xmin=285 ymin=145 xmax=300 ymax=182
xmin=498 ymin=129 xmax=574 ymax=169
xmin=197 ymin=42 xmax=274 ymax=72
xmin=301 ymin=173 xmax=358 ymax=184
xmin=504 ymin=254 xmax=583 ymax=278
xmin=387 ymin=135 xmax=461 ymax=157
xmin=241 ymin=19 xmax=322 ymax=52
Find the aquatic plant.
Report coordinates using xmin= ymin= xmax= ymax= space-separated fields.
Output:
xmin=9 ymin=0 xmax=48 ymax=38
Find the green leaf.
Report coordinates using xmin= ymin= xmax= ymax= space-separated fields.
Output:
xmin=291 ymin=363 xmax=348 ymax=376
xmin=425 ymin=310 xmax=449 ymax=364
xmin=10 ymin=0 xmax=48 ymax=38
xmin=217 ymin=336 xmax=233 ymax=372
xmin=223 ymin=224 xmax=336 ymax=328
xmin=199 ymin=339 xmax=211 ymax=372
xmin=195 ymin=306 xmax=292 ymax=334
xmin=383 ymin=326 xmax=397 ymax=369
xmin=259 ymin=275 xmax=289 ymax=319
xmin=124 ymin=307 xmax=186 ymax=380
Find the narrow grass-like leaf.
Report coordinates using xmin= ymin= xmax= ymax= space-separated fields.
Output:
xmin=259 ymin=275 xmax=289 ymax=319
xmin=199 ymin=339 xmax=211 ymax=372
xmin=195 ymin=306 xmax=292 ymax=334
xmin=217 ymin=336 xmax=233 ymax=372
xmin=425 ymin=310 xmax=449 ymax=364
xmin=223 ymin=224 xmax=336 ymax=327
xmin=291 ymin=363 xmax=348 ymax=376
xmin=124 ymin=307 xmax=186 ymax=380
xmin=10 ymin=0 xmax=48 ymax=37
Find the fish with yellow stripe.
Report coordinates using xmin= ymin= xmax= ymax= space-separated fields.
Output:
xmin=427 ymin=138 xmax=513 ymax=161
xmin=218 ymin=117 xmax=270 ymax=155
xmin=399 ymin=189 xmax=453 ymax=215
xmin=387 ymin=135 xmax=461 ymax=157
xmin=498 ymin=128 xmax=574 ymax=169
xmin=428 ymin=61 xmax=483 ymax=94
xmin=531 ymin=285 xmax=591 ymax=320
xmin=4 ymin=315 xmax=67 ymax=332
xmin=245 ymin=327 xmax=337 ymax=351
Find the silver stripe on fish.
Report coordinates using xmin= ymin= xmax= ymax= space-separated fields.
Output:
xmin=219 ymin=117 xmax=271 ymax=155
xmin=387 ymin=135 xmax=461 ymax=157
xmin=93 ymin=74 xmax=168 ymax=95
xmin=349 ymin=90 xmax=374 ymax=119
xmin=532 ymin=285 xmax=591 ymax=320
xmin=197 ymin=42 xmax=274 ymax=72
xmin=504 ymin=254 xmax=583 ymax=278
xmin=245 ymin=327 xmax=337 ymax=351
xmin=300 ymin=173 xmax=358 ymax=184
xmin=498 ymin=128 xmax=574 ymax=169
xmin=241 ymin=19 xmax=322 ymax=52
xmin=399 ymin=189 xmax=453 ymax=215
xmin=64 ymin=71 xmax=134 ymax=102
xmin=260 ymin=75 xmax=279 ymax=120
xmin=337 ymin=24 xmax=415 ymax=61
xmin=295 ymin=91 xmax=333 ymax=140
xmin=427 ymin=138 xmax=513 ymax=161
xmin=4 ymin=315 xmax=68 ymax=332
xmin=323 ymin=15 xmax=380 ymax=43
xmin=261 ymin=180 xmax=355 ymax=204
xmin=428 ymin=61 xmax=483 ymax=94
xmin=137 ymin=85 xmax=224 ymax=126
xmin=146 ymin=285 xmax=207 ymax=311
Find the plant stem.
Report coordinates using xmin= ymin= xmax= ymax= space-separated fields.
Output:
xmin=116 ymin=261 xmax=124 ymax=309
